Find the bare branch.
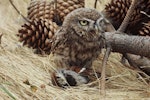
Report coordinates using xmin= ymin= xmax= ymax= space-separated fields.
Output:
xmin=9 ymin=0 xmax=29 ymax=22
xmin=100 ymin=47 xmax=111 ymax=96
xmin=117 ymin=0 xmax=138 ymax=32
xmin=110 ymin=0 xmax=150 ymax=75
xmin=124 ymin=54 xmax=150 ymax=76
xmin=105 ymin=32 xmax=150 ymax=58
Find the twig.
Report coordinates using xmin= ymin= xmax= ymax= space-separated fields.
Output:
xmin=94 ymin=0 xmax=102 ymax=9
xmin=140 ymin=11 xmax=150 ymax=18
xmin=54 ymin=0 xmax=61 ymax=25
xmin=94 ymin=0 xmax=98 ymax=8
xmin=117 ymin=0 xmax=138 ymax=32
xmin=0 ymin=33 xmax=3 ymax=45
xmin=9 ymin=0 xmax=29 ymax=22
xmin=100 ymin=46 xmax=111 ymax=96
xmin=99 ymin=19 xmax=115 ymax=96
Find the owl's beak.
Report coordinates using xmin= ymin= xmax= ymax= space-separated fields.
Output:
xmin=89 ymin=24 xmax=100 ymax=35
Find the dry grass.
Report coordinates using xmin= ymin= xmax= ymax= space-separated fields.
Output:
xmin=0 ymin=0 xmax=150 ymax=100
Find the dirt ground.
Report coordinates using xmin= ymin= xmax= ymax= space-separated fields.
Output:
xmin=0 ymin=0 xmax=150 ymax=100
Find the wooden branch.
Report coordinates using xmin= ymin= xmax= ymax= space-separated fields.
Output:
xmin=117 ymin=0 xmax=138 ymax=32
xmin=124 ymin=54 xmax=150 ymax=75
xmin=112 ymin=0 xmax=150 ymax=75
xmin=100 ymin=46 xmax=111 ymax=95
xmin=105 ymin=32 xmax=150 ymax=58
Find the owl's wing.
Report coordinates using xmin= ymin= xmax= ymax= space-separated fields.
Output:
xmin=51 ymin=27 xmax=66 ymax=51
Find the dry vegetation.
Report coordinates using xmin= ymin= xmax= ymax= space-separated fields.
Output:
xmin=0 ymin=0 xmax=150 ymax=100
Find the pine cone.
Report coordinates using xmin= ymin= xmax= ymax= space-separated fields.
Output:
xmin=105 ymin=0 xmax=150 ymax=36
xmin=27 ymin=0 xmax=55 ymax=21
xmin=56 ymin=0 xmax=85 ymax=24
xmin=18 ymin=18 xmax=58 ymax=54
xmin=27 ymin=0 xmax=85 ymax=25
xmin=139 ymin=21 xmax=150 ymax=36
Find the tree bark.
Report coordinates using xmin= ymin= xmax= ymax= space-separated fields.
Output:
xmin=105 ymin=32 xmax=150 ymax=58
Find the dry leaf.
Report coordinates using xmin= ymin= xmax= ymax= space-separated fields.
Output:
xmin=23 ymin=79 xmax=30 ymax=85
xmin=30 ymin=85 xmax=38 ymax=92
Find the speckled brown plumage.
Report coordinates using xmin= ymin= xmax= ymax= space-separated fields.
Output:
xmin=50 ymin=8 xmax=109 ymax=69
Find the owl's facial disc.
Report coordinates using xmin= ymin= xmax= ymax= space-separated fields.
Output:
xmin=74 ymin=18 xmax=102 ymax=41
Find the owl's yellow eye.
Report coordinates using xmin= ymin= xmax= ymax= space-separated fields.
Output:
xmin=79 ymin=20 xmax=89 ymax=26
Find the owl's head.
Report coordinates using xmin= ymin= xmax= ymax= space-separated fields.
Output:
xmin=62 ymin=8 xmax=110 ymax=41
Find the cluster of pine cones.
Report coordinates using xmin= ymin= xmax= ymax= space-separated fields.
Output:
xmin=18 ymin=0 xmax=85 ymax=54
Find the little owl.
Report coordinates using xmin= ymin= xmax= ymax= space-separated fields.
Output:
xmin=50 ymin=8 xmax=110 ymax=87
